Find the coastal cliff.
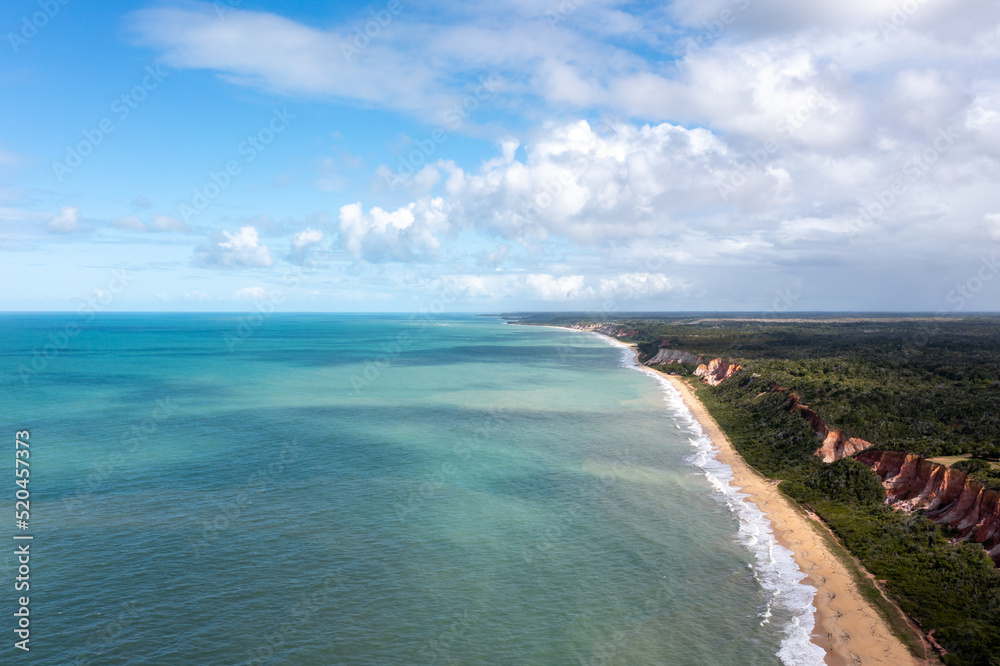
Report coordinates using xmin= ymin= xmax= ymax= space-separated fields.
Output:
xmin=571 ymin=323 xmax=639 ymax=338
xmin=780 ymin=390 xmax=876 ymax=463
xmin=697 ymin=367 xmax=876 ymax=462
xmin=856 ymin=450 xmax=1000 ymax=566
xmin=693 ymin=358 xmax=742 ymax=385
xmin=646 ymin=347 xmax=701 ymax=366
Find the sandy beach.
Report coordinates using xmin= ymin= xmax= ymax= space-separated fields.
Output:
xmin=660 ymin=372 xmax=925 ymax=666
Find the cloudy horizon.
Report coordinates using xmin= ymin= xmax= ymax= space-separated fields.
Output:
xmin=3 ymin=0 xmax=1000 ymax=312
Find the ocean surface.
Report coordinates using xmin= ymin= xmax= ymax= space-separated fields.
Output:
xmin=0 ymin=314 xmax=823 ymax=665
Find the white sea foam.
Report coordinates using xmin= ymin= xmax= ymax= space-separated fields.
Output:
xmin=584 ymin=331 xmax=826 ymax=666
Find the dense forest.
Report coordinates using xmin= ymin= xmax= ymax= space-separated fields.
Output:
xmin=508 ymin=313 xmax=1000 ymax=665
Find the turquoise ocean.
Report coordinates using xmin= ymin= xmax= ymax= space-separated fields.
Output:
xmin=0 ymin=314 xmax=824 ymax=664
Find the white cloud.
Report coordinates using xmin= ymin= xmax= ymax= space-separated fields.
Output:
xmin=287 ymin=227 xmax=325 ymax=264
xmin=366 ymin=104 xmax=999 ymax=303
xmin=441 ymin=271 xmax=683 ymax=304
xmin=234 ymin=286 xmax=267 ymax=300
xmin=670 ymin=0 xmax=1000 ymax=42
xmin=443 ymin=274 xmax=589 ymax=301
xmin=127 ymin=0 xmax=999 ymax=176
xmin=986 ymin=213 xmax=1000 ymax=242
xmin=525 ymin=274 xmax=587 ymax=300
xmin=47 ymin=206 xmax=82 ymax=233
xmin=337 ymin=198 xmax=449 ymax=262
xmin=195 ymin=226 xmax=274 ymax=268
xmin=380 ymin=120 xmax=732 ymax=249
xmin=292 ymin=227 xmax=324 ymax=247
xmin=598 ymin=273 xmax=681 ymax=299
xmin=128 ymin=3 xmax=454 ymax=119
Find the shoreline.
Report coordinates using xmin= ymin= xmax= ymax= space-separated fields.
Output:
xmin=559 ymin=327 xmax=922 ymax=665
xmin=661 ymin=372 xmax=917 ymax=666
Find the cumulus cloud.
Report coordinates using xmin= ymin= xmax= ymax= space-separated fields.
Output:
xmin=368 ymin=119 xmax=741 ymax=254
xmin=47 ymin=206 xmax=82 ymax=233
xmin=598 ymin=273 xmax=681 ymax=300
xmin=287 ymin=227 xmax=325 ymax=264
xmin=409 ymin=92 xmax=990 ymax=252
xmin=337 ymin=198 xmax=449 ymax=262
xmin=441 ymin=271 xmax=684 ymax=303
xmin=195 ymin=226 xmax=273 ymax=268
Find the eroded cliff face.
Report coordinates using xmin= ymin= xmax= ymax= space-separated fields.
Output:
xmin=572 ymin=323 xmax=638 ymax=338
xmin=856 ymin=450 xmax=1000 ymax=566
xmin=773 ymin=387 xmax=876 ymax=462
xmin=692 ymin=367 xmax=875 ymax=461
xmin=646 ymin=347 xmax=701 ymax=366
xmin=694 ymin=358 xmax=742 ymax=386
xmin=664 ymin=350 xmax=1000 ymax=566
xmin=816 ymin=431 xmax=875 ymax=463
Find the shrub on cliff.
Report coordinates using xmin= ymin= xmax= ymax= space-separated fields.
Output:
xmin=701 ymin=373 xmax=821 ymax=478
xmin=972 ymin=443 xmax=1000 ymax=461
xmin=800 ymin=458 xmax=885 ymax=505
xmin=953 ymin=458 xmax=992 ymax=474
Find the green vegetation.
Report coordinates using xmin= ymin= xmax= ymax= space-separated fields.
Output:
xmin=509 ymin=313 xmax=1000 ymax=664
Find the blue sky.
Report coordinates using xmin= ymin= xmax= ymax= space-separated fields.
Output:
xmin=2 ymin=0 xmax=1000 ymax=312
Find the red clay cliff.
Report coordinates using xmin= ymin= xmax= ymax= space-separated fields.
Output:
xmin=856 ymin=450 xmax=1000 ymax=566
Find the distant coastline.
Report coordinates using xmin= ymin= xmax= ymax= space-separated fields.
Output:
xmin=546 ymin=324 xmax=922 ymax=666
